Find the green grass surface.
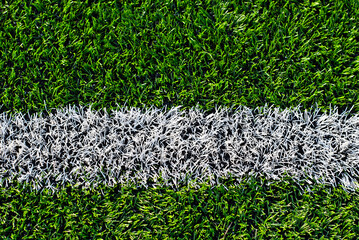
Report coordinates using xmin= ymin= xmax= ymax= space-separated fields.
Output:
xmin=1 ymin=0 xmax=359 ymax=238
xmin=2 ymin=174 xmax=359 ymax=239
xmin=1 ymin=0 xmax=359 ymax=116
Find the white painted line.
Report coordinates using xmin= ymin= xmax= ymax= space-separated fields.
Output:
xmin=1 ymin=103 xmax=359 ymax=195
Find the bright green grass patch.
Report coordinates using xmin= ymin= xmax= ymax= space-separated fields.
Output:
xmin=1 ymin=0 xmax=359 ymax=117
xmin=1 ymin=172 xmax=359 ymax=239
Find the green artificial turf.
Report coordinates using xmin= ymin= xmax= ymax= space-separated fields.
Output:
xmin=1 ymin=173 xmax=359 ymax=239
xmin=1 ymin=0 xmax=359 ymax=116
xmin=1 ymin=0 xmax=359 ymax=238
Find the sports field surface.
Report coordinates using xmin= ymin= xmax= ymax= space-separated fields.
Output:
xmin=1 ymin=0 xmax=359 ymax=239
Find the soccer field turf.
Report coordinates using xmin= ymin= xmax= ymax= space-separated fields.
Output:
xmin=1 ymin=0 xmax=359 ymax=239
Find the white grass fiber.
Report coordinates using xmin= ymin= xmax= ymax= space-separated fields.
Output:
xmin=1 ymin=103 xmax=359 ymax=195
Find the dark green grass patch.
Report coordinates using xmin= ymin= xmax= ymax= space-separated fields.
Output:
xmin=1 ymin=0 xmax=359 ymax=117
xmin=1 ymin=172 xmax=359 ymax=239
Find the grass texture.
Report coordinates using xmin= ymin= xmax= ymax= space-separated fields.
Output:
xmin=1 ymin=0 xmax=359 ymax=239
xmin=1 ymin=0 xmax=359 ymax=116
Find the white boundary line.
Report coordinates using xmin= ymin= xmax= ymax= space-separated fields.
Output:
xmin=1 ymin=103 xmax=359 ymax=195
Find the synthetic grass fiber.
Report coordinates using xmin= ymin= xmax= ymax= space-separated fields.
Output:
xmin=1 ymin=103 xmax=359 ymax=196
xmin=1 ymin=0 xmax=359 ymax=239
xmin=1 ymin=0 xmax=359 ymax=115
